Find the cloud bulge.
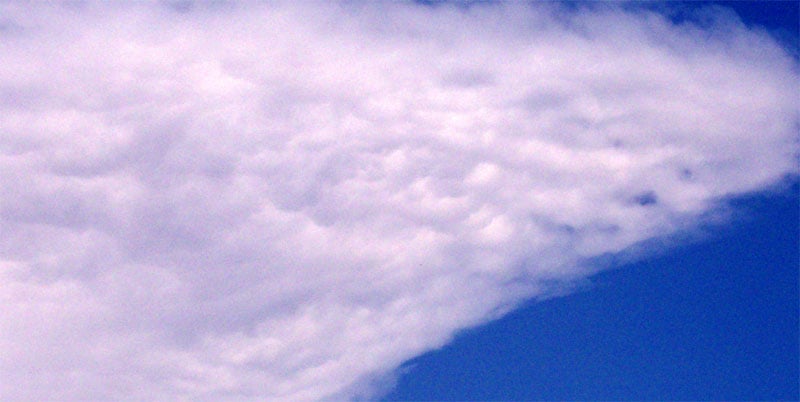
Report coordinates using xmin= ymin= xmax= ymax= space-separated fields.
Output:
xmin=0 ymin=2 xmax=797 ymax=400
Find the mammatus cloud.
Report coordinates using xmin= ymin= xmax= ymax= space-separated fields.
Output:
xmin=0 ymin=2 xmax=797 ymax=400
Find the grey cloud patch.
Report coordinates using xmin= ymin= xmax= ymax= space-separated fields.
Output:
xmin=0 ymin=2 xmax=797 ymax=401
xmin=632 ymin=190 xmax=659 ymax=206
xmin=440 ymin=69 xmax=496 ymax=88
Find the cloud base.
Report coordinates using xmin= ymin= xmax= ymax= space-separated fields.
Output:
xmin=0 ymin=2 xmax=797 ymax=401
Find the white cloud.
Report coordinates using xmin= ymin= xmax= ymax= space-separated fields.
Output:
xmin=0 ymin=2 xmax=796 ymax=400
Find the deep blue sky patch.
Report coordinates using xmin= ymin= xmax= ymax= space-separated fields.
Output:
xmin=384 ymin=181 xmax=799 ymax=401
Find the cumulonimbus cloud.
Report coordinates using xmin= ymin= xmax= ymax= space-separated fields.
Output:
xmin=0 ymin=2 xmax=797 ymax=400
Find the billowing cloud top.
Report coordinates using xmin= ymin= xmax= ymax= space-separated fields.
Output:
xmin=0 ymin=2 xmax=797 ymax=401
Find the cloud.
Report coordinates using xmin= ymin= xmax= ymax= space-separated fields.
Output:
xmin=0 ymin=1 xmax=796 ymax=400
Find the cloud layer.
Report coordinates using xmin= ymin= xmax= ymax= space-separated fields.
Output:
xmin=0 ymin=2 xmax=797 ymax=400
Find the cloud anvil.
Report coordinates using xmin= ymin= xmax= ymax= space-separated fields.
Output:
xmin=0 ymin=2 xmax=797 ymax=401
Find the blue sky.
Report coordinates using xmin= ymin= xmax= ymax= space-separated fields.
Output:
xmin=385 ymin=2 xmax=799 ymax=400
xmin=384 ymin=181 xmax=799 ymax=401
xmin=0 ymin=1 xmax=797 ymax=401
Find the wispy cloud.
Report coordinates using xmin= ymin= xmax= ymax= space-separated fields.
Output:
xmin=0 ymin=2 xmax=796 ymax=400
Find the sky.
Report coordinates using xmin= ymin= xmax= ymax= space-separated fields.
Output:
xmin=0 ymin=1 xmax=797 ymax=401
xmin=384 ymin=181 xmax=799 ymax=401
xmin=384 ymin=5 xmax=800 ymax=401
